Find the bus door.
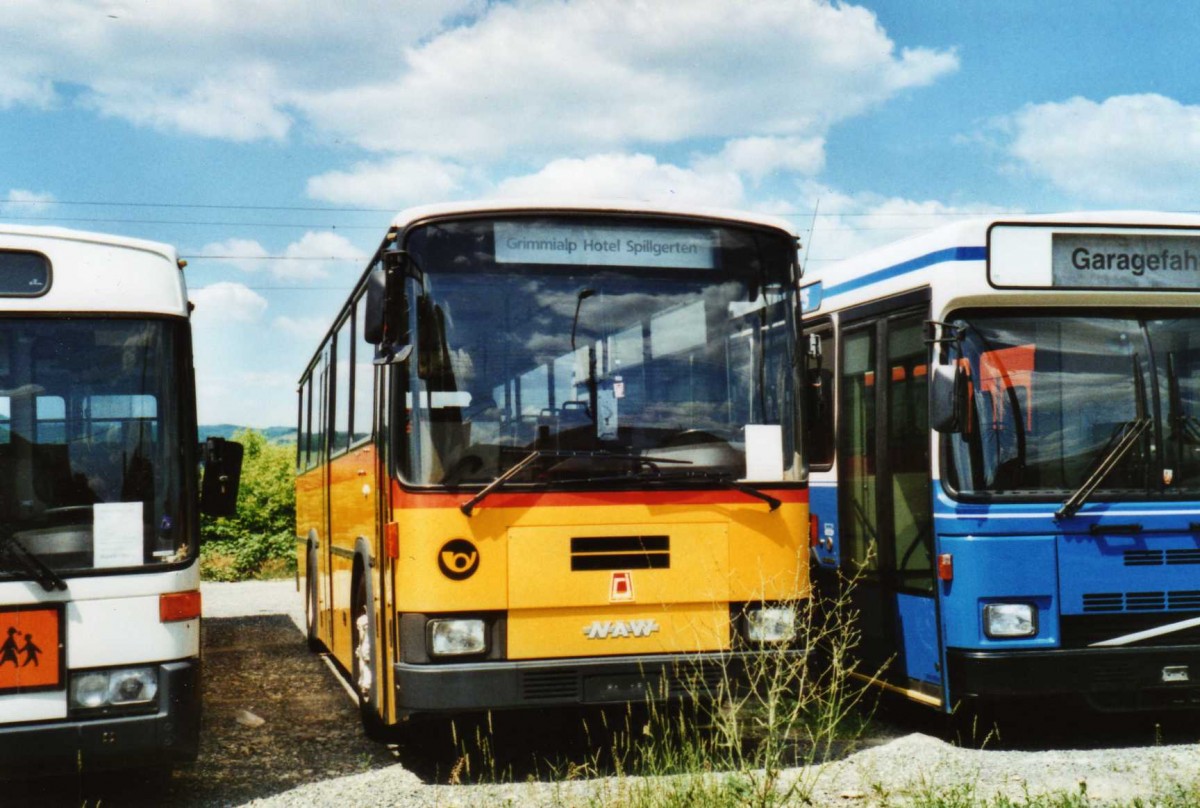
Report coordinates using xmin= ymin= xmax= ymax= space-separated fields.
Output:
xmin=837 ymin=302 xmax=941 ymax=705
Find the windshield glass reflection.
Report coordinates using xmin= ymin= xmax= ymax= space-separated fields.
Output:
xmin=397 ymin=218 xmax=797 ymax=488
xmin=946 ymin=312 xmax=1200 ymax=498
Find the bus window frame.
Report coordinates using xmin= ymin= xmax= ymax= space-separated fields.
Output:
xmin=934 ymin=304 xmax=1194 ymax=507
xmin=804 ymin=317 xmax=835 ymax=472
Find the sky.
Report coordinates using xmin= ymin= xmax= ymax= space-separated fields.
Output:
xmin=2 ymin=0 xmax=1199 ymax=427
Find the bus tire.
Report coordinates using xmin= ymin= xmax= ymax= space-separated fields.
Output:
xmin=305 ymin=550 xmax=322 ymax=652
xmin=352 ymin=570 xmax=389 ymax=742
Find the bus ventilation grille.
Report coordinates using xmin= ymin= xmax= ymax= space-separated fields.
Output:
xmin=570 ymin=535 xmax=670 ymax=571
xmin=521 ymin=670 xmax=579 ymax=701
xmin=1083 ymin=590 xmax=1200 ymax=612
xmin=1123 ymin=549 xmax=1200 ymax=566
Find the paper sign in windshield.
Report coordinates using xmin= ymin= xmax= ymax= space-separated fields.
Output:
xmin=744 ymin=424 xmax=784 ymax=481
xmin=494 ymin=223 xmax=716 ymax=269
xmin=0 ymin=605 xmax=64 ymax=693
xmin=93 ymin=502 xmax=145 ymax=568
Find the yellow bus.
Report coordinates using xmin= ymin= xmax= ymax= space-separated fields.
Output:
xmin=296 ymin=200 xmax=808 ymax=734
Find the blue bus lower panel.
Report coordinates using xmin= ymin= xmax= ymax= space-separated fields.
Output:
xmin=947 ymin=645 xmax=1200 ymax=711
xmin=0 ymin=659 xmax=200 ymax=777
xmin=896 ymin=593 xmax=941 ymax=689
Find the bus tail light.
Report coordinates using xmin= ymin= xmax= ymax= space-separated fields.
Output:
xmin=937 ymin=553 xmax=954 ymax=582
xmin=809 ymin=513 xmax=820 ymax=548
xmin=160 ymin=590 xmax=201 ymax=622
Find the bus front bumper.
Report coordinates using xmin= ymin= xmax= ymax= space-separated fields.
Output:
xmin=393 ymin=650 xmax=805 ymax=715
xmin=947 ymin=645 xmax=1200 ymax=711
xmin=0 ymin=659 xmax=200 ymax=777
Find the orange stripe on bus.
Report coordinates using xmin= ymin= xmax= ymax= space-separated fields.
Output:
xmin=388 ymin=481 xmax=808 ymax=509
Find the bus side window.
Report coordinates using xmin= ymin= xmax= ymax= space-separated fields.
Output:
xmin=333 ymin=321 xmax=352 ymax=456
xmin=352 ymin=296 xmax=373 ymax=444
xmin=805 ymin=324 xmax=834 ymax=468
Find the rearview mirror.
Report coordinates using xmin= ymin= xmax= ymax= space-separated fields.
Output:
xmin=364 ymin=268 xmax=386 ymax=345
xmin=200 ymin=437 xmax=244 ymax=518
xmin=930 ymin=363 xmax=970 ymax=434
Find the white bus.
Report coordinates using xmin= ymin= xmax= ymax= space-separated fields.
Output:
xmin=802 ymin=211 xmax=1200 ymax=714
xmin=0 ymin=225 xmax=240 ymax=776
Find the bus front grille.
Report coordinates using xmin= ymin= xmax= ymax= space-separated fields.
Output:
xmin=520 ymin=670 xmax=580 ymax=701
xmin=570 ymin=535 xmax=670 ymax=571
xmin=1082 ymin=590 xmax=1200 ymax=612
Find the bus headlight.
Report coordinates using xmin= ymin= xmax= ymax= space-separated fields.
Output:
xmin=745 ymin=605 xmax=797 ymax=643
xmin=983 ymin=603 xmax=1037 ymax=638
xmin=428 ymin=619 xmax=487 ymax=657
xmin=70 ymin=666 xmax=158 ymax=710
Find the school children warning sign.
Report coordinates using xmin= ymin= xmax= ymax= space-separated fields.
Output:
xmin=0 ymin=605 xmax=63 ymax=693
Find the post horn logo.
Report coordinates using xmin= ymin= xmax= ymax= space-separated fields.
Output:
xmin=438 ymin=539 xmax=479 ymax=581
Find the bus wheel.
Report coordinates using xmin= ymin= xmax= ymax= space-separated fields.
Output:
xmin=352 ymin=573 xmax=389 ymax=741
xmin=305 ymin=552 xmax=322 ymax=652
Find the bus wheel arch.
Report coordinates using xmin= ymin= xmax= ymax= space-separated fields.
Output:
xmin=351 ymin=543 xmax=388 ymax=740
xmin=304 ymin=532 xmax=322 ymax=652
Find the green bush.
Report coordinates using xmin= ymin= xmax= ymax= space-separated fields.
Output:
xmin=200 ymin=429 xmax=296 ymax=581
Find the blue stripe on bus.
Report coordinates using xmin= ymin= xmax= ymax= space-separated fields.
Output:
xmin=823 ymin=246 xmax=987 ymax=299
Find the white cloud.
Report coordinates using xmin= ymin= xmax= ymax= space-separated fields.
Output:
xmin=190 ymin=282 xmax=268 ymax=323
xmin=298 ymin=0 xmax=957 ymax=158
xmin=492 ymin=153 xmax=745 ymax=208
xmin=1006 ymin=94 xmax=1200 ymax=205
xmin=0 ymin=1 xmax=955 ymax=157
xmin=3 ymin=189 xmax=56 ymax=214
xmin=697 ymin=137 xmax=826 ymax=183
xmin=273 ymin=315 xmax=328 ymax=343
xmin=198 ymin=232 xmax=366 ymax=282
xmin=196 ymin=371 xmax=297 ymax=428
xmin=195 ymin=238 xmax=270 ymax=274
xmin=0 ymin=0 xmax=482 ymax=142
xmin=795 ymin=182 xmax=1017 ymax=267
xmin=307 ymin=155 xmax=469 ymax=208
xmin=84 ymin=74 xmax=293 ymax=142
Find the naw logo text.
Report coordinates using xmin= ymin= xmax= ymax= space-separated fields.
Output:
xmin=582 ymin=619 xmax=660 ymax=639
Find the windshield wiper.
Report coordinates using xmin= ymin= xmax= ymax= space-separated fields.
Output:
xmin=460 ymin=450 xmax=541 ymax=516
xmin=459 ymin=449 xmax=689 ymax=516
xmin=0 ymin=529 xmax=68 ymax=592
xmin=1056 ymin=354 xmax=1151 ymax=520
xmin=677 ymin=469 xmax=782 ymax=511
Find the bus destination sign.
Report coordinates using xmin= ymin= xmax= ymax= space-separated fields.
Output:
xmin=1052 ymin=233 xmax=1200 ymax=290
xmin=494 ymin=223 xmax=716 ymax=269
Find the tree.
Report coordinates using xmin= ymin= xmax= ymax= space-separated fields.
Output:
xmin=200 ymin=429 xmax=296 ymax=580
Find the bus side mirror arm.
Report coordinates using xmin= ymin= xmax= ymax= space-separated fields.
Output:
xmin=199 ymin=437 xmax=243 ymax=518
xmin=930 ymin=363 xmax=969 ymax=434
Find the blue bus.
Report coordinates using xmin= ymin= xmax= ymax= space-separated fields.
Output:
xmin=802 ymin=212 xmax=1200 ymax=713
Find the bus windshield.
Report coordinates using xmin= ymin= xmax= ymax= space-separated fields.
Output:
xmin=946 ymin=312 xmax=1200 ymax=499
xmin=0 ymin=319 xmax=189 ymax=576
xmin=396 ymin=216 xmax=798 ymax=488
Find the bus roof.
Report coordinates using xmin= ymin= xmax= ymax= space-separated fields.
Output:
xmin=387 ymin=199 xmax=800 ymax=238
xmin=0 ymin=223 xmax=186 ymax=316
xmin=0 ymin=223 xmax=178 ymax=263
xmin=802 ymin=210 xmax=1200 ymax=316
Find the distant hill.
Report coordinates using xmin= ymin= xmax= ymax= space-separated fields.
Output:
xmin=200 ymin=424 xmax=297 ymax=445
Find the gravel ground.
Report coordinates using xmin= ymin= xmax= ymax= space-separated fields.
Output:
xmin=13 ymin=580 xmax=1200 ymax=807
